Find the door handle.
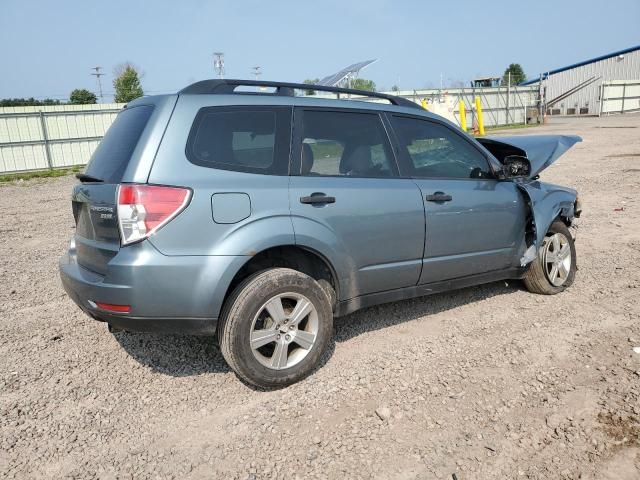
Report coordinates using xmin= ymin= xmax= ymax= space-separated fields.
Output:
xmin=425 ymin=192 xmax=452 ymax=202
xmin=300 ymin=193 xmax=336 ymax=205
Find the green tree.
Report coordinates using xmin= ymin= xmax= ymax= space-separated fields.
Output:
xmin=113 ymin=63 xmax=144 ymax=103
xmin=391 ymin=85 xmax=400 ymax=92
xmin=350 ymin=78 xmax=376 ymax=92
xmin=303 ymin=78 xmax=320 ymax=95
xmin=502 ymin=64 xmax=526 ymax=86
xmin=69 ymin=89 xmax=97 ymax=104
xmin=0 ymin=98 xmax=62 ymax=107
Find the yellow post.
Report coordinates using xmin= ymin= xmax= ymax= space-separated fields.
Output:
xmin=474 ymin=96 xmax=485 ymax=136
xmin=420 ymin=98 xmax=428 ymax=110
xmin=458 ymin=99 xmax=467 ymax=131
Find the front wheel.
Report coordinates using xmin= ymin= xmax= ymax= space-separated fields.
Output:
xmin=218 ymin=268 xmax=333 ymax=389
xmin=523 ymin=220 xmax=577 ymax=295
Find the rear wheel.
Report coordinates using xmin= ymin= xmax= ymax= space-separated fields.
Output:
xmin=218 ymin=268 xmax=333 ymax=389
xmin=523 ymin=220 xmax=577 ymax=294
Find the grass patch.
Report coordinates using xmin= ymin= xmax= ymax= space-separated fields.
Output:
xmin=0 ymin=165 xmax=83 ymax=183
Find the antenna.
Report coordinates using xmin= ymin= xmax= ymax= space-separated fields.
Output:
xmin=213 ymin=52 xmax=225 ymax=79
xmin=90 ymin=66 xmax=104 ymax=102
xmin=252 ymin=66 xmax=262 ymax=80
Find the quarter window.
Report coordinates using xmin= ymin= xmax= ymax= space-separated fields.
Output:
xmin=299 ymin=110 xmax=397 ymax=178
xmin=391 ymin=116 xmax=492 ymax=179
xmin=186 ymin=106 xmax=291 ymax=175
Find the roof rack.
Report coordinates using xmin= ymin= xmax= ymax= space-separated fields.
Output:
xmin=179 ymin=79 xmax=423 ymax=110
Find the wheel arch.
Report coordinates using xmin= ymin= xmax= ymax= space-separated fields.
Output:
xmin=516 ymin=182 xmax=577 ymax=265
xmin=220 ymin=245 xmax=341 ymax=318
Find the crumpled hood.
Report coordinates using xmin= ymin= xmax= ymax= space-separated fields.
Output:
xmin=477 ymin=135 xmax=582 ymax=178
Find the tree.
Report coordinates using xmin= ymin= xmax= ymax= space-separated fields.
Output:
xmin=502 ymin=64 xmax=526 ymax=86
xmin=391 ymin=85 xmax=400 ymax=92
xmin=0 ymin=98 xmax=62 ymax=107
xmin=69 ymin=89 xmax=97 ymax=105
xmin=303 ymin=78 xmax=320 ymax=95
xmin=350 ymin=78 xmax=376 ymax=92
xmin=113 ymin=63 xmax=144 ymax=103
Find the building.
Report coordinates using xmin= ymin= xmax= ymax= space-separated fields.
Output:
xmin=472 ymin=77 xmax=501 ymax=88
xmin=521 ymin=45 xmax=640 ymax=116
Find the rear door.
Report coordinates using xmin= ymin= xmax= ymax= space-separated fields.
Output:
xmin=72 ymin=105 xmax=154 ymax=274
xmin=388 ymin=114 xmax=527 ymax=284
xmin=288 ymin=108 xmax=425 ymax=299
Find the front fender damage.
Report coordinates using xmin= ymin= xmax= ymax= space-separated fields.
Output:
xmin=516 ymin=181 xmax=578 ymax=267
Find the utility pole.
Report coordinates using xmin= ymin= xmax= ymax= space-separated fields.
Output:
xmin=252 ymin=66 xmax=262 ymax=80
xmin=91 ymin=66 xmax=104 ymax=102
xmin=213 ymin=52 xmax=225 ymax=78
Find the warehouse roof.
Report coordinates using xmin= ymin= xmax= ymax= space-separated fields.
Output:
xmin=520 ymin=45 xmax=640 ymax=85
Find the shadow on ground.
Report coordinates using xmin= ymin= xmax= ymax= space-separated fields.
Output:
xmin=334 ymin=280 xmax=519 ymax=343
xmin=115 ymin=280 xmax=520 ymax=379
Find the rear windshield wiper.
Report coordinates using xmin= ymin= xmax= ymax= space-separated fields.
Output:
xmin=75 ymin=173 xmax=104 ymax=183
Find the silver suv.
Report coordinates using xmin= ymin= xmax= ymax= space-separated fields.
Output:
xmin=60 ymin=80 xmax=581 ymax=388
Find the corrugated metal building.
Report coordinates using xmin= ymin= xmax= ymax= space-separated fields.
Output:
xmin=522 ymin=45 xmax=640 ymax=116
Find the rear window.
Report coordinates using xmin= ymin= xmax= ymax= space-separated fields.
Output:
xmin=186 ymin=106 xmax=291 ymax=175
xmin=84 ymin=105 xmax=154 ymax=183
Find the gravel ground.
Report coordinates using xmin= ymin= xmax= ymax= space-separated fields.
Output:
xmin=1 ymin=114 xmax=639 ymax=479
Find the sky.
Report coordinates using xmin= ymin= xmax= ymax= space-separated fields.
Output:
xmin=1 ymin=0 xmax=639 ymax=102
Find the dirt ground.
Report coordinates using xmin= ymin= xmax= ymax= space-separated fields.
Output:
xmin=1 ymin=114 xmax=639 ymax=479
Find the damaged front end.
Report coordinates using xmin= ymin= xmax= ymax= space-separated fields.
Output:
xmin=477 ymin=135 xmax=582 ymax=267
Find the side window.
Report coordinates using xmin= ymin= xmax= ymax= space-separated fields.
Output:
xmin=391 ymin=116 xmax=493 ymax=179
xmin=186 ymin=106 xmax=291 ymax=175
xmin=300 ymin=110 xmax=397 ymax=178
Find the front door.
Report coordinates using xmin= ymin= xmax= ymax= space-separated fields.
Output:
xmin=289 ymin=108 xmax=425 ymax=300
xmin=388 ymin=114 xmax=527 ymax=284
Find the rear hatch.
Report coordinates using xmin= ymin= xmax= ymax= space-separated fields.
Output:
xmin=72 ymin=105 xmax=154 ymax=275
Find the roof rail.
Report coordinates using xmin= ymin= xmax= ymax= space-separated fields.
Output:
xmin=179 ymin=79 xmax=423 ymax=110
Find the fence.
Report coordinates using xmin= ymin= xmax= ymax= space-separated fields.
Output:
xmin=600 ymin=80 xmax=640 ymax=115
xmin=0 ymin=104 xmax=124 ymax=174
xmin=390 ymin=85 xmax=541 ymax=127
xmin=0 ymin=85 xmax=546 ymax=175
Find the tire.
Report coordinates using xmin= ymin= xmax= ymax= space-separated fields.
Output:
xmin=217 ymin=268 xmax=333 ymax=389
xmin=523 ymin=219 xmax=577 ymax=295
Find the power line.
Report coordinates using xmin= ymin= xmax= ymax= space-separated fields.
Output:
xmin=213 ymin=52 xmax=225 ymax=79
xmin=90 ymin=66 xmax=104 ymax=102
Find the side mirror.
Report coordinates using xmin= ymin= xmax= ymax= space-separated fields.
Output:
xmin=502 ymin=155 xmax=531 ymax=179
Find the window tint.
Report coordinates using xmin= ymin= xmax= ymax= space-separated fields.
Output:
xmin=187 ymin=107 xmax=290 ymax=174
xmin=84 ymin=105 xmax=153 ymax=183
xmin=391 ymin=116 xmax=492 ymax=179
xmin=300 ymin=110 xmax=397 ymax=178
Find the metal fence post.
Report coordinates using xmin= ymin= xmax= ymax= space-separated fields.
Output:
xmin=38 ymin=111 xmax=54 ymax=170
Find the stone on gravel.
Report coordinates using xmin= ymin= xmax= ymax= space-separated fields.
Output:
xmin=375 ymin=406 xmax=391 ymax=421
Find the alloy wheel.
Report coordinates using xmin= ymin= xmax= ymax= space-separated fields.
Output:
xmin=543 ymin=232 xmax=572 ymax=287
xmin=249 ymin=292 xmax=319 ymax=370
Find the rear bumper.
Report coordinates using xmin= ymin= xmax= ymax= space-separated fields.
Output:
xmin=59 ymin=240 xmax=249 ymax=335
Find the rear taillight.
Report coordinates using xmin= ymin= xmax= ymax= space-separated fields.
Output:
xmin=117 ymin=184 xmax=191 ymax=246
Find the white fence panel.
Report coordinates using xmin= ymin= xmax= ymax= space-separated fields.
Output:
xmin=601 ymin=80 xmax=640 ymax=115
xmin=0 ymin=104 xmax=124 ymax=174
